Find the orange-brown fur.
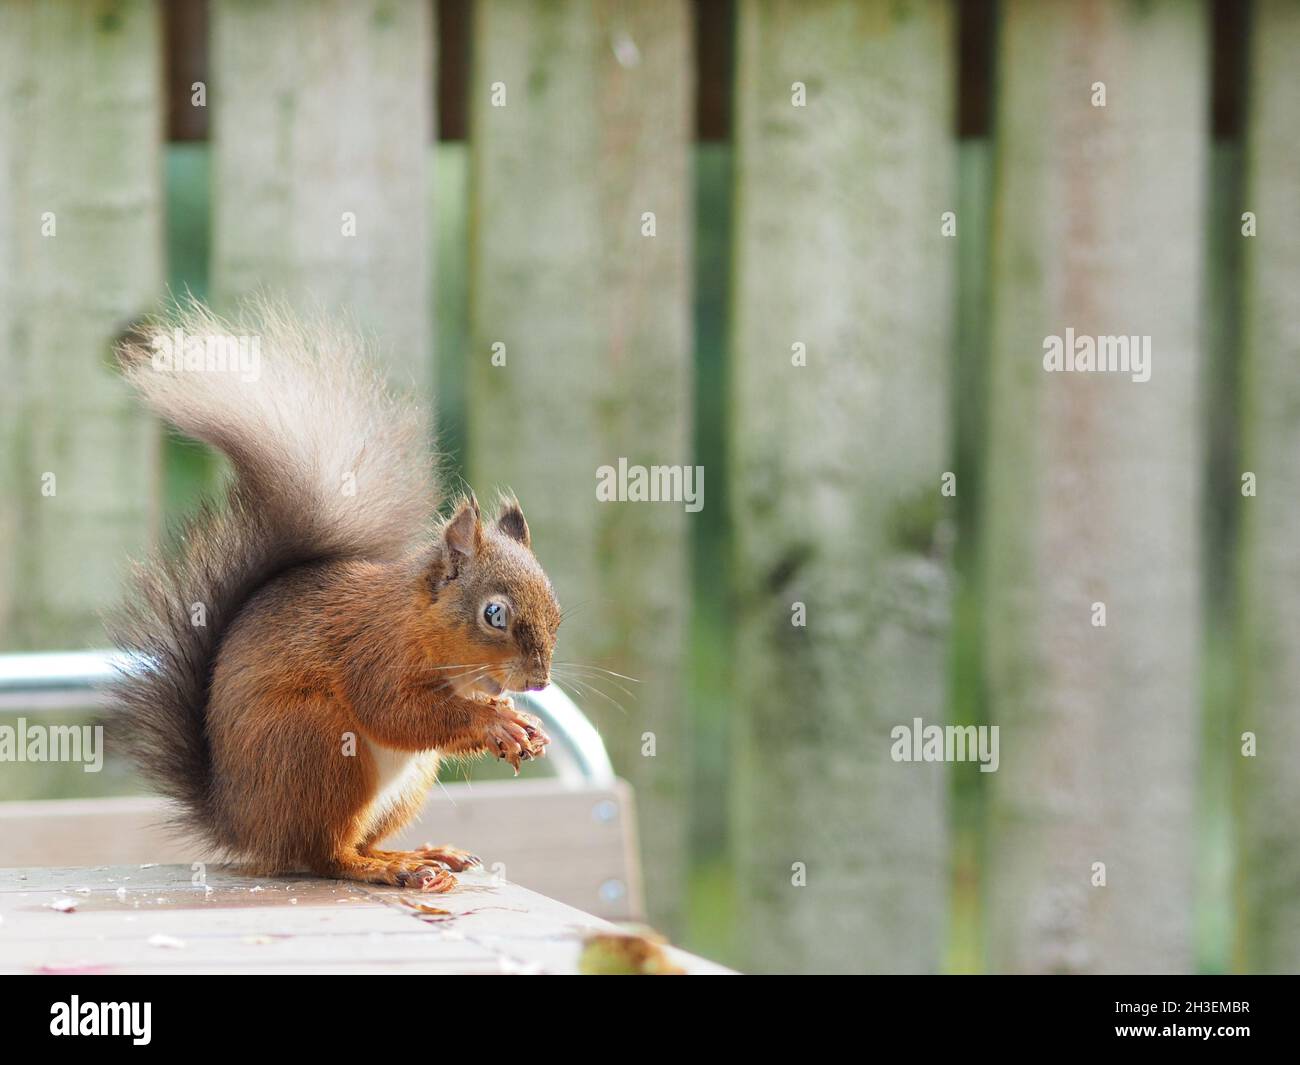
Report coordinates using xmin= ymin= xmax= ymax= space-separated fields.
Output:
xmin=203 ymin=502 xmax=559 ymax=888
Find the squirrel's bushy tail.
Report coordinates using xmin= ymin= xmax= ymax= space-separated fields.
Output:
xmin=109 ymin=298 xmax=437 ymax=844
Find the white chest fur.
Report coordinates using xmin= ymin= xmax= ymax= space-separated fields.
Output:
xmin=363 ymin=738 xmax=429 ymax=820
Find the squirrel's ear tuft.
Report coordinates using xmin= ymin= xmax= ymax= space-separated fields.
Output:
xmin=496 ymin=499 xmax=531 ymax=548
xmin=444 ymin=497 xmax=482 ymax=561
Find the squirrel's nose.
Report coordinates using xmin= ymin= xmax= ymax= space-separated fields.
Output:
xmin=523 ymin=653 xmax=549 ymax=691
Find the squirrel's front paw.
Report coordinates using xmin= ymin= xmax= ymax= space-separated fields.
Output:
xmin=484 ymin=697 xmax=551 ymax=773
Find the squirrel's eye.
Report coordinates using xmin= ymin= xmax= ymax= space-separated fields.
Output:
xmin=484 ymin=602 xmax=508 ymax=630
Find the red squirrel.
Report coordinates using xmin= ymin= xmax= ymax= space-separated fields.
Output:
xmin=109 ymin=301 xmax=557 ymax=891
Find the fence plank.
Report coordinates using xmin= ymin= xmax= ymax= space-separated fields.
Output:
xmin=985 ymin=0 xmax=1206 ymax=973
xmin=730 ymin=0 xmax=954 ymax=973
xmin=210 ymin=0 xmax=433 ymax=396
xmin=1238 ymin=0 xmax=1300 ymax=975
xmin=0 ymin=0 xmax=163 ymax=650
xmin=468 ymin=0 xmax=694 ymax=931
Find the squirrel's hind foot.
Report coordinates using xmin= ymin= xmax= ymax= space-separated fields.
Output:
xmin=329 ymin=852 xmax=458 ymax=892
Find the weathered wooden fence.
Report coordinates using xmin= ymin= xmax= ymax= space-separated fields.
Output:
xmin=984 ymin=0 xmax=1206 ymax=974
xmin=0 ymin=0 xmax=162 ymax=649
xmin=1 ymin=0 xmax=1298 ymax=974
xmin=729 ymin=0 xmax=953 ymax=975
xmin=210 ymin=0 xmax=434 ymax=390
xmin=1238 ymin=0 xmax=1300 ymax=976
xmin=467 ymin=0 xmax=694 ymax=932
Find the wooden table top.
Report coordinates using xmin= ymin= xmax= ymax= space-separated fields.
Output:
xmin=0 ymin=865 xmax=730 ymax=975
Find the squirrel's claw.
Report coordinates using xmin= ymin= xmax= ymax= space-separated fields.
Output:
xmin=415 ymin=845 xmax=481 ymax=872
xmin=487 ymin=702 xmax=549 ymax=772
